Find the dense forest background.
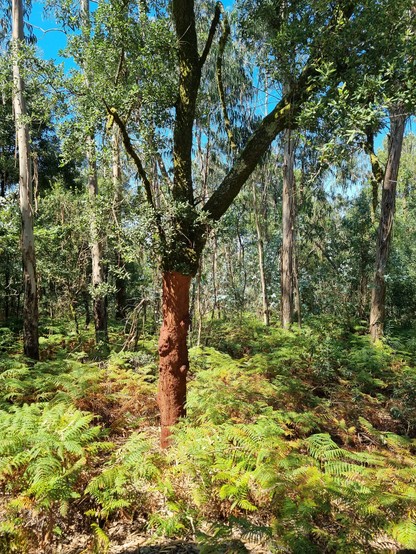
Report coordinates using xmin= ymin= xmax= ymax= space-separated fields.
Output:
xmin=1 ymin=0 xmax=416 ymax=552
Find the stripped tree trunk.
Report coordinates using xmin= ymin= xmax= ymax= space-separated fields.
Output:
xmin=81 ymin=0 xmax=108 ymax=344
xmin=369 ymin=108 xmax=406 ymax=341
xmin=109 ymin=0 xmax=357 ymax=447
xmin=158 ymin=272 xmax=192 ymax=448
xmin=12 ymin=0 xmax=39 ymax=360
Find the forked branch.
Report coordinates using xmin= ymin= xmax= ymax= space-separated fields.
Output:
xmin=103 ymin=100 xmax=162 ymax=235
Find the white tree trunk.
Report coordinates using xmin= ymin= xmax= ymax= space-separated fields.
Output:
xmin=12 ymin=0 xmax=39 ymax=359
xmin=253 ymin=181 xmax=269 ymax=325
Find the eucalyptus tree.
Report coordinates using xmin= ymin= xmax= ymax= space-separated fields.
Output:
xmin=369 ymin=110 xmax=407 ymax=340
xmin=237 ymin=0 xmax=309 ymax=329
xmin=364 ymin=11 xmax=414 ymax=339
xmin=11 ymin=0 xmax=39 ymax=359
xmin=81 ymin=0 xmax=108 ymax=345
xmin=316 ymin=1 xmax=416 ymax=339
xmin=281 ymin=126 xmax=298 ymax=327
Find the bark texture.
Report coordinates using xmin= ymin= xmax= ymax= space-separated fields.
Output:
xmin=369 ymin=109 xmax=406 ymax=341
xmin=87 ymin=147 xmax=108 ymax=344
xmin=12 ymin=0 xmax=39 ymax=360
xmin=112 ymin=129 xmax=127 ymax=320
xmin=82 ymin=0 xmax=108 ymax=344
xmin=253 ymin=182 xmax=269 ymax=326
xmin=281 ymin=128 xmax=297 ymax=328
xmin=158 ymin=272 xmax=191 ymax=448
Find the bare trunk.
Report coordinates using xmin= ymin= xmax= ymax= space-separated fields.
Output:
xmin=87 ymin=144 xmax=108 ymax=344
xmin=253 ymin=182 xmax=269 ymax=325
xmin=81 ymin=0 xmax=108 ymax=344
xmin=196 ymin=260 xmax=203 ymax=346
xmin=281 ymin=128 xmax=297 ymax=329
xmin=112 ymin=129 xmax=126 ymax=320
xmin=293 ymin=248 xmax=301 ymax=327
xmin=211 ymin=235 xmax=219 ymax=319
xmin=369 ymin=109 xmax=406 ymax=340
xmin=158 ymin=272 xmax=191 ymax=448
xmin=12 ymin=0 xmax=39 ymax=360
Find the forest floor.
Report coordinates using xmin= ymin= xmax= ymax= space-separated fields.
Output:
xmin=0 ymin=316 xmax=415 ymax=553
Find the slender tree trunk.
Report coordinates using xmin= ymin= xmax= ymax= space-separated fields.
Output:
xmin=253 ymin=181 xmax=269 ymax=325
xmin=4 ymin=264 xmax=10 ymax=322
xmin=158 ymin=272 xmax=191 ymax=448
xmin=112 ymin=129 xmax=126 ymax=320
xmin=369 ymin=109 xmax=406 ymax=340
xmin=81 ymin=0 xmax=108 ymax=344
xmin=293 ymin=247 xmax=301 ymax=327
xmin=196 ymin=260 xmax=203 ymax=346
xmin=12 ymin=0 xmax=39 ymax=360
xmin=87 ymin=145 xmax=108 ymax=344
xmin=281 ymin=128 xmax=297 ymax=328
xmin=211 ymin=235 xmax=219 ymax=319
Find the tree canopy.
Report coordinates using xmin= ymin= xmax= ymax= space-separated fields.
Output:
xmin=1 ymin=0 xmax=416 ymax=551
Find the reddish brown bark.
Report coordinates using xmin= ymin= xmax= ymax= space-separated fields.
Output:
xmin=158 ymin=272 xmax=191 ymax=448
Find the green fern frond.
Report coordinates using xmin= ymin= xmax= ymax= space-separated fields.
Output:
xmin=306 ymin=434 xmax=345 ymax=461
xmin=389 ymin=519 xmax=416 ymax=549
xmin=91 ymin=523 xmax=110 ymax=554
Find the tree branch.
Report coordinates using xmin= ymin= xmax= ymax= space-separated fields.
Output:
xmin=103 ymin=100 xmax=156 ymax=212
xmin=24 ymin=21 xmax=65 ymax=34
xmin=172 ymin=0 xmax=200 ymax=204
xmin=216 ymin=8 xmax=238 ymax=156
xmin=203 ymin=1 xmax=357 ymax=221
xmin=199 ymin=2 xmax=222 ymax=69
xmin=114 ymin=47 xmax=125 ymax=86
xmin=203 ymin=66 xmax=314 ymax=220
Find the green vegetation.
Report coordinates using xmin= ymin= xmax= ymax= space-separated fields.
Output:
xmin=0 ymin=318 xmax=415 ymax=552
xmin=2 ymin=0 xmax=416 ymax=551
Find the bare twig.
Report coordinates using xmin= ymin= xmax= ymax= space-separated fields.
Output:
xmin=199 ymin=2 xmax=222 ymax=68
xmin=24 ymin=21 xmax=65 ymax=34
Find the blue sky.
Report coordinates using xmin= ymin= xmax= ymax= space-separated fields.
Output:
xmin=30 ymin=2 xmax=70 ymax=67
xmin=27 ymin=1 xmax=396 ymax=154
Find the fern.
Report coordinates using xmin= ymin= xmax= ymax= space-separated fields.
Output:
xmin=85 ymin=432 xmax=159 ymax=518
xmin=90 ymin=523 xmax=110 ymax=554
xmin=389 ymin=520 xmax=416 ymax=549
xmin=0 ymin=402 xmax=109 ymax=544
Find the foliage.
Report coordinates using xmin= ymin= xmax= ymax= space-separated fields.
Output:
xmin=85 ymin=432 xmax=160 ymax=520
xmin=0 ymin=402 xmax=109 ymax=547
xmin=0 ymin=319 xmax=415 ymax=551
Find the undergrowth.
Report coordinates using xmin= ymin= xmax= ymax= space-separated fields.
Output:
xmin=0 ymin=317 xmax=415 ymax=552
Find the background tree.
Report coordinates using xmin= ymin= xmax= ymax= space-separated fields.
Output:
xmin=12 ymin=0 xmax=39 ymax=359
